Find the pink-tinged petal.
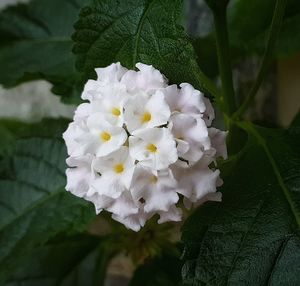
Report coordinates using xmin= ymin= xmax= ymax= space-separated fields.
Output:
xmin=112 ymin=210 xmax=150 ymax=232
xmin=74 ymin=103 xmax=91 ymax=122
xmin=209 ymin=127 xmax=228 ymax=159
xmin=203 ymin=97 xmax=215 ymax=126
xmin=107 ymin=192 xmax=139 ymax=218
xmin=172 ymin=163 xmax=221 ymax=204
xmin=178 ymin=83 xmax=206 ymax=114
xmin=95 ymin=62 xmax=128 ymax=82
xmin=91 ymin=175 xmax=125 ymax=199
xmin=82 ymin=80 xmax=105 ymax=101
xmin=63 ymin=122 xmax=89 ymax=156
xmin=121 ymin=63 xmax=167 ymax=93
xmin=158 ymin=206 xmax=182 ymax=224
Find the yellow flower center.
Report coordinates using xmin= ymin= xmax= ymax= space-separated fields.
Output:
xmin=111 ymin=107 xmax=121 ymax=116
xmin=141 ymin=111 xmax=152 ymax=123
xmin=147 ymin=143 xmax=157 ymax=153
xmin=100 ymin=131 xmax=111 ymax=142
xmin=114 ymin=164 xmax=124 ymax=174
xmin=150 ymin=175 xmax=158 ymax=184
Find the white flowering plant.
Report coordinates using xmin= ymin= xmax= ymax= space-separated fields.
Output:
xmin=63 ymin=62 xmax=227 ymax=231
xmin=0 ymin=0 xmax=299 ymax=285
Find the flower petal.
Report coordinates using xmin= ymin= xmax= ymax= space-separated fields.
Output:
xmin=95 ymin=62 xmax=128 ymax=82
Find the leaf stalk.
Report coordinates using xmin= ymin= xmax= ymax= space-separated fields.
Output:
xmin=212 ymin=2 xmax=237 ymax=115
xmin=233 ymin=0 xmax=288 ymax=119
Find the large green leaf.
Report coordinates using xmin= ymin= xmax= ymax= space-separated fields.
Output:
xmin=5 ymin=234 xmax=116 ymax=286
xmin=228 ymin=0 xmax=300 ymax=57
xmin=0 ymin=0 xmax=88 ymax=103
xmin=73 ymin=0 xmax=217 ymax=96
xmin=191 ymin=36 xmax=218 ymax=79
xmin=182 ymin=121 xmax=300 ymax=285
xmin=0 ymin=120 xmax=95 ymax=283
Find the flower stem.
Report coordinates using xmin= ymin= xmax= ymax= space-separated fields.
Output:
xmin=233 ymin=0 xmax=288 ymax=119
xmin=212 ymin=3 xmax=236 ymax=115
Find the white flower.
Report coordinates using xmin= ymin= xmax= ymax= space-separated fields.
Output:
xmin=63 ymin=62 xmax=227 ymax=231
xmin=164 ymin=83 xmax=206 ymax=115
xmin=131 ymin=167 xmax=179 ymax=213
xmin=106 ymin=192 xmax=139 ymax=219
xmin=95 ymin=62 xmax=128 ymax=83
xmin=75 ymin=113 xmax=127 ymax=157
xmin=90 ymin=147 xmax=136 ymax=198
xmin=73 ymin=103 xmax=91 ymax=122
xmin=65 ymin=155 xmax=95 ymax=198
xmin=65 ymin=155 xmax=115 ymax=214
xmin=170 ymin=113 xmax=210 ymax=166
xmin=121 ymin=63 xmax=167 ymax=93
xmin=81 ymin=79 xmax=105 ymax=101
xmin=129 ymin=128 xmax=178 ymax=170
xmin=158 ymin=206 xmax=182 ymax=224
xmin=63 ymin=121 xmax=88 ymax=157
xmin=90 ymin=83 xmax=129 ymax=126
xmin=209 ymin=127 xmax=228 ymax=159
xmin=172 ymin=162 xmax=221 ymax=208
xmin=63 ymin=114 xmax=127 ymax=157
xmin=82 ymin=63 xmax=128 ymax=101
xmin=112 ymin=210 xmax=150 ymax=232
xmin=124 ymin=90 xmax=171 ymax=132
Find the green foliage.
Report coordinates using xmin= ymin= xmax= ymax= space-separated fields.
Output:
xmin=0 ymin=119 xmax=95 ymax=283
xmin=196 ymin=0 xmax=300 ymax=62
xmin=191 ymin=36 xmax=218 ymax=79
xmin=0 ymin=0 xmax=88 ymax=103
xmin=228 ymin=0 xmax=300 ymax=57
xmin=73 ymin=0 xmax=218 ymax=97
xmin=4 ymin=234 xmax=118 ymax=286
xmin=4 ymin=234 xmax=98 ymax=286
xmin=181 ymin=121 xmax=300 ymax=285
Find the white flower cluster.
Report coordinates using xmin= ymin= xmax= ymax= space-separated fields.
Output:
xmin=63 ymin=63 xmax=227 ymax=231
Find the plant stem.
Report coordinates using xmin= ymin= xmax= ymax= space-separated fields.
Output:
xmin=233 ymin=0 xmax=288 ymax=119
xmin=213 ymin=3 xmax=236 ymax=115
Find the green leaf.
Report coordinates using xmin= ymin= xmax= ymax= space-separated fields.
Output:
xmin=228 ymin=0 xmax=300 ymax=58
xmin=0 ymin=120 xmax=95 ymax=283
xmin=5 ymin=234 xmax=117 ymax=286
xmin=253 ymin=12 xmax=300 ymax=58
xmin=191 ymin=36 xmax=218 ymax=79
xmin=182 ymin=121 xmax=300 ymax=285
xmin=0 ymin=118 xmax=70 ymax=163
xmin=228 ymin=0 xmax=275 ymax=49
xmin=5 ymin=234 xmax=98 ymax=286
xmin=129 ymin=246 xmax=183 ymax=286
xmin=0 ymin=0 xmax=88 ymax=103
xmin=73 ymin=0 xmax=219 ymax=97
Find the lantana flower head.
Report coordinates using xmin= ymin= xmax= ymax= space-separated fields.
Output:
xmin=63 ymin=62 xmax=227 ymax=231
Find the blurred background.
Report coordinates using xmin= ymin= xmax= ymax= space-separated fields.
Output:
xmin=0 ymin=0 xmax=74 ymax=122
xmin=185 ymin=0 xmax=300 ymax=127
